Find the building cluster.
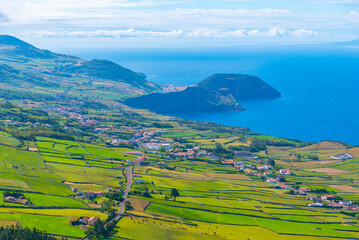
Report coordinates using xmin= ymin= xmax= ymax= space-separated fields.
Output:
xmin=307 ymin=194 xmax=357 ymax=210
xmin=71 ymin=187 xmax=103 ymax=200
xmin=161 ymin=84 xmax=179 ymax=93
xmin=2 ymin=120 xmax=52 ymax=128
xmin=234 ymin=151 xmax=259 ymax=160
xmin=331 ymin=153 xmax=354 ymax=160
xmin=221 ymin=159 xmax=277 ymax=179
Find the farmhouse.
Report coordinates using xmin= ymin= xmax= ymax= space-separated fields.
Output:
xmin=280 ymin=169 xmax=294 ymax=176
xmin=88 ymin=216 xmax=100 ymax=226
xmin=5 ymin=196 xmax=16 ymax=202
xmin=330 ymin=202 xmax=343 ymax=209
xmin=134 ymin=179 xmax=145 ymax=184
xmin=308 ymin=202 xmax=325 ymax=207
xmin=299 ymin=187 xmax=310 ymax=193
xmin=162 ymin=143 xmax=171 ymax=150
xmin=266 ymin=178 xmax=277 ymax=183
xmin=221 ymin=160 xmax=234 ymax=165
xmin=234 ymin=151 xmax=251 ymax=156
xmin=310 ymin=196 xmax=322 ymax=202
xmin=331 ymin=153 xmax=354 ymax=160
xmin=198 ymin=150 xmax=208 ymax=156
xmin=134 ymin=155 xmax=148 ymax=166
xmin=126 ymin=152 xmax=142 ymax=156
xmin=174 ymin=152 xmax=188 ymax=157
xmin=321 ymin=195 xmax=335 ymax=201
xmin=339 ymin=200 xmax=352 ymax=206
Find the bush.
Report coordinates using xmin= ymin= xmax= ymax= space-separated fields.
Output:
xmin=142 ymin=192 xmax=152 ymax=198
xmin=285 ymin=189 xmax=295 ymax=195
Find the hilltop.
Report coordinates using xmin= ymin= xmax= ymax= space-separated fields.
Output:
xmin=124 ymin=74 xmax=280 ymax=113
xmin=124 ymin=86 xmax=245 ymax=114
xmin=198 ymin=74 xmax=281 ymax=101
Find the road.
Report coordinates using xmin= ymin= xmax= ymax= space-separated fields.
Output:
xmin=85 ymin=167 xmax=133 ymax=240
xmin=120 ymin=166 xmax=133 ymax=214
xmin=114 ymin=166 xmax=132 ymax=221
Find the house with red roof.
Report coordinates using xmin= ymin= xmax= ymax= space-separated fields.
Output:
xmin=5 ymin=196 xmax=16 ymax=202
xmin=280 ymin=169 xmax=294 ymax=176
xmin=88 ymin=216 xmax=100 ymax=226
xmin=266 ymin=178 xmax=277 ymax=183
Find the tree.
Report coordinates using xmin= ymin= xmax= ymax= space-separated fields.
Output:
xmin=268 ymin=159 xmax=276 ymax=167
xmin=86 ymin=219 xmax=108 ymax=239
xmin=101 ymin=199 xmax=115 ymax=212
xmin=125 ymin=201 xmax=133 ymax=210
xmin=142 ymin=191 xmax=152 ymax=198
xmin=250 ymin=139 xmax=267 ymax=152
xmin=285 ymin=189 xmax=295 ymax=195
xmin=308 ymin=155 xmax=319 ymax=161
xmin=171 ymin=188 xmax=180 ymax=201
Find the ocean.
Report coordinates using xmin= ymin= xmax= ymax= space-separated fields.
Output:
xmin=64 ymin=44 xmax=359 ymax=145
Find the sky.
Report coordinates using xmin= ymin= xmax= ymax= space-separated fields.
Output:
xmin=0 ymin=0 xmax=358 ymax=48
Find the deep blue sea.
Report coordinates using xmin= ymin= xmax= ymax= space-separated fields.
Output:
xmin=64 ymin=45 xmax=359 ymax=145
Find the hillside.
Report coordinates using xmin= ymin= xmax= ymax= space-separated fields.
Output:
xmin=0 ymin=35 xmax=55 ymax=59
xmin=0 ymin=35 xmax=159 ymax=101
xmin=198 ymin=74 xmax=281 ymax=101
xmin=61 ymin=59 xmax=156 ymax=91
xmin=1 ymin=99 xmax=359 ymax=240
xmin=124 ymin=86 xmax=244 ymax=113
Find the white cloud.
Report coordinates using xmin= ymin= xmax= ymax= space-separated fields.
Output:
xmin=264 ymin=27 xmax=287 ymax=37
xmin=291 ymin=29 xmax=318 ymax=37
xmin=307 ymin=0 xmax=359 ymax=3
xmin=0 ymin=0 xmax=355 ymax=41
xmin=345 ymin=11 xmax=359 ymax=23
xmin=247 ymin=29 xmax=262 ymax=37
xmin=21 ymin=28 xmax=318 ymax=39
xmin=0 ymin=1 xmax=292 ymax=27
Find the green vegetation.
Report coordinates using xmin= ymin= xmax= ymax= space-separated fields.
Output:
xmin=0 ymin=225 xmax=62 ymax=240
xmin=0 ymin=35 xmax=359 ymax=240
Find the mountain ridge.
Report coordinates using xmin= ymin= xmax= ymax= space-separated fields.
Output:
xmin=0 ymin=35 xmax=159 ymax=93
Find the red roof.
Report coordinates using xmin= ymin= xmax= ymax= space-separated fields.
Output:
xmin=174 ymin=152 xmax=188 ymax=156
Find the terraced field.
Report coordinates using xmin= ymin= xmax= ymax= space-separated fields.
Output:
xmin=1 ymin=133 xmax=359 ymax=239
xmin=0 ymin=137 xmax=130 ymax=237
xmin=117 ymin=161 xmax=359 ymax=240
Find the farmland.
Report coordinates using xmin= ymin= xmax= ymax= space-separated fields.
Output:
xmin=1 ymin=104 xmax=359 ymax=239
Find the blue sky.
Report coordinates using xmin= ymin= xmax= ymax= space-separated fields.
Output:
xmin=0 ymin=0 xmax=358 ymax=47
